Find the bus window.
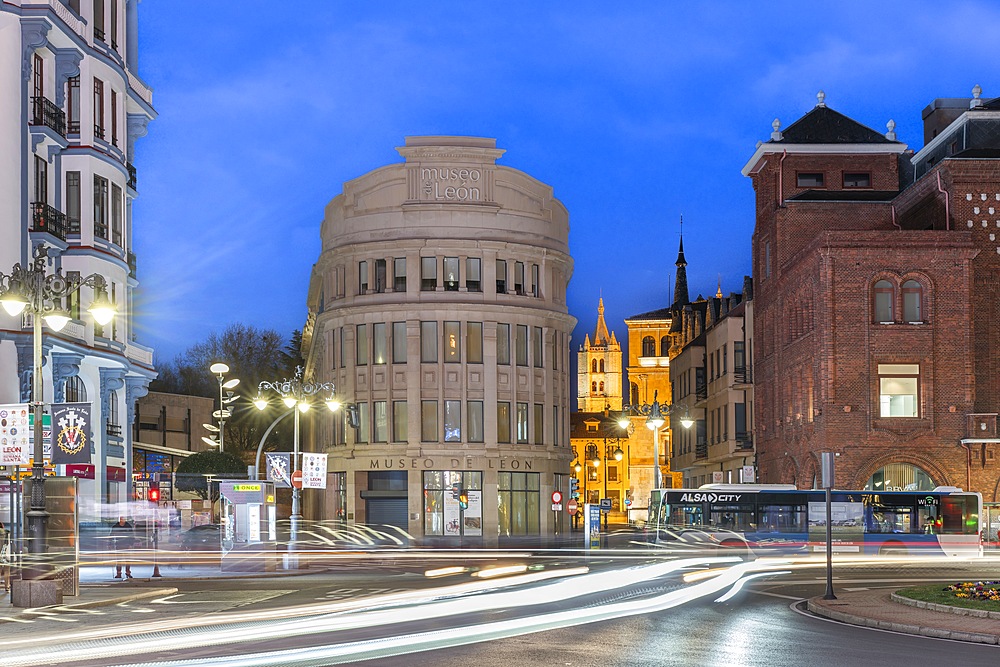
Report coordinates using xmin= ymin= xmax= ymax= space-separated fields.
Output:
xmin=915 ymin=506 xmax=938 ymax=534
xmin=942 ymin=497 xmax=978 ymax=535
xmin=759 ymin=505 xmax=807 ymax=533
xmin=710 ymin=504 xmax=755 ymax=531
xmin=669 ymin=504 xmax=703 ymax=527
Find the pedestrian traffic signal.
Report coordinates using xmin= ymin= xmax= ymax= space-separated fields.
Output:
xmin=459 ymin=491 xmax=469 ymax=510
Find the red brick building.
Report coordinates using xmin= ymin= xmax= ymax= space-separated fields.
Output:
xmin=745 ymin=88 xmax=1000 ymax=499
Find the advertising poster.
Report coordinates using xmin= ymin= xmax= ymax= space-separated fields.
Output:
xmin=301 ymin=453 xmax=328 ymax=489
xmin=584 ymin=503 xmax=601 ymax=549
xmin=444 ymin=493 xmax=461 ymax=536
xmin=0 ymin=404 xmax=31 ymax=465
xmin=28 ymin=412 xmax=52 ymax=460
xmin=265 ymin=453 xmax=292 ymax=488
xmin=464 ymin=490 xmax=482 ymax=536
xmin=51 ymin=403 xmax=92 ymax=465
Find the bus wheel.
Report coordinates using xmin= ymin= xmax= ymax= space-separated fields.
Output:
xmin=720 ymin=540 xmax=752 ymax=561
xmin=878 ymin=543 xmax=907 ymax=556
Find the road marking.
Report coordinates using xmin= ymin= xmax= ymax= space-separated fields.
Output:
xmin=843 ymin=587 xmax=870 ymax=591
xmin=750 ymin=589 xmax=804 ymax=601
xmin=316 ymin=587 xmax=407 ymax=601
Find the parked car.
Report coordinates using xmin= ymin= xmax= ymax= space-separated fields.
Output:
xmin=177 ymin=524 xmax=222 ymax=551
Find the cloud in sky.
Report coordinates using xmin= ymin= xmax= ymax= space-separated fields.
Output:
xmin=132 ymin=0 xmax=1000 ymax=362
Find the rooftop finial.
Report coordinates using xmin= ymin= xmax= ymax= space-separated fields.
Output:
xmin=885 ymin=119 xmax=896 ymax=141
xmin=971 ymin=84 xmax=983 ymax=109
xmin=771 ymin=118 xmax=782 ymax=141
xmin=817 ymin=90 xmax=826 ymax=107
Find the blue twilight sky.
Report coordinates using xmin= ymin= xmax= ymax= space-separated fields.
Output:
xmin=132 ymin=1 xmax=1000 ymax=364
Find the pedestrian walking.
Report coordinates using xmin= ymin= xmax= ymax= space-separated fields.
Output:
xmin=111 ymin=516 xmax=135 ymax=579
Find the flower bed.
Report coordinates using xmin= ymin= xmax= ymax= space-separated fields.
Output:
xmin=944 ymin=581 xmax=1000 ymax=602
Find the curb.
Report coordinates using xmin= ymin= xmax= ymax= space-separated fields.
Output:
xmin=806 ymin=598 xmax=1000 ymax=645
xmin=892 ymin=591 xmax=1000 ymax=620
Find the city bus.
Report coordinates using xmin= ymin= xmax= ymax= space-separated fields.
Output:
xmin=647 ymin=484 xmax=982 ymax=557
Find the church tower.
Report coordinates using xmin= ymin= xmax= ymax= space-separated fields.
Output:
xmin=577 ymin=298 xmax=623 ymax=411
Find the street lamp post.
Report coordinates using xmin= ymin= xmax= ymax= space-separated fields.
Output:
xmin=205 ymin=363 xmax=240 ymax=453
xmin=253 ymin=366 xmax=340 ymax=567
xmin=0 ymin=246 xmax=115 ymax=576
xmin=619 ymin=390 xmax=693 ymax=491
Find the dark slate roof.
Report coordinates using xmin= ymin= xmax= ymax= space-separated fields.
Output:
xmin=787 ymin=190 xmax=900 ymax=202
xmin=775 ymin=106 xmax=900 ymax=145
xmin=952 ymin=148 xmax=1000 ymax=159
xmin=981 ymin=96 xmax=1000 ymax=111
xmin=626 ymin=307 xmax=673 ymax=321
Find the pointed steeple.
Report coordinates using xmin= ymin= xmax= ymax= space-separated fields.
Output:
xmin=715 ymin=275 xmax=723 ymax=299
xmin=673 ymin=218 xmax=689 ymax=308
xmin=593 ymin=297 xmax=611 ymax=345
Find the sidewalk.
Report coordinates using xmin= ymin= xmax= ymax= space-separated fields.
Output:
xmin=809 ymin=589 xmax=1000 ymax=644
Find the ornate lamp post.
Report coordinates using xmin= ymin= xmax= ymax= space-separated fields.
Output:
xmin=0 ymin=246 xmax=115 ymax=574
xmin=252 ymin=366 xmax=340 ymax=565
xmin=619 ymin=390 xmax=692 ymax=490
xmin=203 ymin=362 xmax=240 ymax=452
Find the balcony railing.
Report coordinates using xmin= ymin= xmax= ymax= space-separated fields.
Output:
xmin=734 ymin=365 xmax=752 ymax=384
xmin=66 ymin=214 xmax=81 ymax=235
xmin=94 ymin=220 xmax=108 ymax=240
xmin=127 ymin=162 xmax=137 ymax=190
xmin=31 ymin=202 xmax=67 ymax=240
xmin=695 ymin=437 xmax=708 ymax=460
xmin=30 ymin=96 xmax=66 ymax=137
xmin=735 ymin=431 xmax=754 ymax=451
xmin=127 ymin=251 xmax=137 ymax=278
xmin=106 ymin=422 xmax=122 ymax=437
xmin=94 ymin=26 xmax=105 ymax=42
xmin=695 ymin=381 xmax=707 ymax=401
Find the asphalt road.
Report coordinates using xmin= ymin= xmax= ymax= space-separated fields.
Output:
xmin=4 ymin=556 xmax=999 ymax=666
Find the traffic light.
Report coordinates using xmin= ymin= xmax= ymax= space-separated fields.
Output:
xmin=570 ymin=477 xmax=580 ymax=499
xmin=148 ymin=483 xmax=160 ymax=502
xmin=458 ymin=491 xmax=469 ymax=510
xmin=451 ymin=482 xmax=463 ymax=500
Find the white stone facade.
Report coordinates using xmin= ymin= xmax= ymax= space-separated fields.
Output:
xmin=302 ymin=136 xmax=576 ymax=545
xmin=0 ymin=0 xmax=156 ymax=518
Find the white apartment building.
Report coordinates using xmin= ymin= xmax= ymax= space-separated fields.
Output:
xmin=302 ymin=136 xmax=576 ymax=545
xmin=0 ymin=0 xmax=156 ymax=517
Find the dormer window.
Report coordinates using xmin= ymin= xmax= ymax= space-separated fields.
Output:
xmin=797 ymin=172 xmax=825 ymax=188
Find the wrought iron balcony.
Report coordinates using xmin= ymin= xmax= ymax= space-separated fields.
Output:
xmin=30 ymin=96 xmax=66 ymax=137
xmin=106 ymin=422 xmax=122 ymax=437
xmin=695 ymin=381 xmax=707 ymax=401
xmin=734 ymin=365 xmax=753 ymax=384
xmin=127 ymin=251 xmax=137 ymax=278
xmin=735 ymin=431 xmax=754 ymax=451
xmin=94 ymin=26 xmax=105 ymax=42
xmin=94 ymin=220 xmax=108 ymax=240
xmin=30 ymin=202 xmax=67 ymax=240
xmin=127 ymin=162 xmax=137 ymax=190
xmin=695 ymin=437 xmax=708 ymax=460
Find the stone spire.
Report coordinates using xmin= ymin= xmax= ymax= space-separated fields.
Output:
xmin=593 ymin=297 xmax=611 ymax=345
xmin=673 ymin=220 xmax=690 ymax=308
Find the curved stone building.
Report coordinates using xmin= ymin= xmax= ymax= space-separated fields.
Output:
xmin=302 ymin=137 xmax=576 ymax=545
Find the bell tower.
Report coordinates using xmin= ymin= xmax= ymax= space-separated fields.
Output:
xmin=577 ymin=297 xmax=623 ymax=412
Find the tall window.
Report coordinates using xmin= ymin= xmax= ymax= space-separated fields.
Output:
xmin=879 ymin=364 xmax=919 ymax=418
xmin=93 ymin=175 xmax=108 ymax=238
xmin=33 ymin=54 xmax=43 ymax=99
xmin=496 ymin=259 xmax=507 ymax=293
xmin=34 ymin=156 xmax=47 ymax=204
xmin=641 ymin=336 xmax=655 ymax=357
xmin=93 ymin=78 xmax=104 ymax=139
xmin=355 ymin=324 xmax=368 ymax=365
xmin=514 ymin=262 xmax=525 ymax=295
xmin=65 ymin=376 xmax=86 ymax=402
xmin=444 ymin=400 xmax=461 ymax=442
xmin=516 ymin=402 xmax=528 ymax=443
xmin=874 ymin=280 xmax=894 ymax=322
xmin=392 ymin=401 xmax=407 ymax=442
xmin=497 ymin=402 xmax=511 ymax=443
xmin=902 ymin=280 xmax=923 ymax=322
xmin=660 ymin=336 xmax=670 ymax=356
xmin=372 ymin=322 xmax=386 ymax=365
xmin=533 ymin=326 xmax=543 ymax=368
xmin=444 ymin=321 xmax=460 ymax=362
xmin=110 ymin=89 xmax=118 ymax=146
xmin=533 ymin=404 xmax=543 ymax=444
xmin=356 ymin=402 xmax=370 ymax=443
xmin=420 ymin=321 xmax=438 ymax=362
xmin=421 ymin=400 xmax=438 ymax=441
xmin=93 ymin=0 xmax=105 ymax=41
xmin=498 ymin=472 xmax=540 ymax=537
xmin=466 ymin=322 xmax=483 ymax=363
xmin=110 ymin=0 xmax=118 ymax=49
xmin=392 ymin=321 xmax=407 ymax=363
xmin=393 ymin=258 xmax=406 ymax=292
xmin=443 ymin=257 xmax=459 ymax=291
xmin=466 ymin=258 xmax=481 ymax=292
xmin=497 ymin=323 xmax=510 ymax=365
xmin=531 ymin=264 xmax=539 ymax=297
xmin=107 ymin=389 xmax=120 ymax=433
xmin=374 ymin=259 xmax=386 ymax=293
xmin=373 ymin=401 xmax=388 ymax=442
xmin=421 ymin=257 xmax=436 ymax=290
xmin=467 ymin=401 xmax=484 ymax=443
xmin=67 ymin=76 xmax=80 ymax=133
xmin=358 ymin=260 xmax=368 ymax=293
xmin=111 ymin=183 xmax=122 ymax=246
xmin=515 ymin=324 xmax=528 ymax=366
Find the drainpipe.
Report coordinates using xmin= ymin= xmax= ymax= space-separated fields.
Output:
xmin=891 ymin=205 xmax=901 ymax=230
xmin=778 ymin=150 xmax=788 ymax=206
xmin=960 ymin=442 xmax=973 ymax=491
xmin=937 ymin=171 xmax=951 ymax=231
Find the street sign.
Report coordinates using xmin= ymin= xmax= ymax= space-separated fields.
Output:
xmin=551 ymin=503 xmax=562 ymax=511
xmin=291 ymin=470 xmax=303 ymax=489
xmin=551 ymin=491 xmax=562 ymax=504
xmin=599 ymin=498 xmax=612 ymax=511
xmin=567 ymin=498 xmax=578 ymax=515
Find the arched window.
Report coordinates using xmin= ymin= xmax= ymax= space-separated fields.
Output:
xmin=902 ymin=280 xmax=923 ymax=322
xmin=591 ymin=359 xmax=597 ymax=373
xmin=591 ymin=381 xmax=597 ymax=393
xmin=599 ymin=359 xmax=605 ymax=373
xmin=107 ymin=389 xmax=120 ymax=436
xmin=630 ymin=383 xmax=638 ymax=405
xmin=660 ymin=336 xmax=670 ymax=356
xmin=599 ymin=381 xmax=605 ymax=394
xmin=873 ymin=280 xmax=894 ymax=323
xmin=641 ymin=336 xmax=655 ymax=357
xmin=64 ymin=376 xmax=87 ymax=402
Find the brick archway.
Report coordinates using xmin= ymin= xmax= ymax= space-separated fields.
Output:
xmin=851 ymin=452 xmax=951 ymax=490
xmin=779 ymin=457 xmax=799 ymax=487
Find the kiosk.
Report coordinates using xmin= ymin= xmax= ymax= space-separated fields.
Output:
xmin=219 ymin=480 xmax=278 ymax=572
